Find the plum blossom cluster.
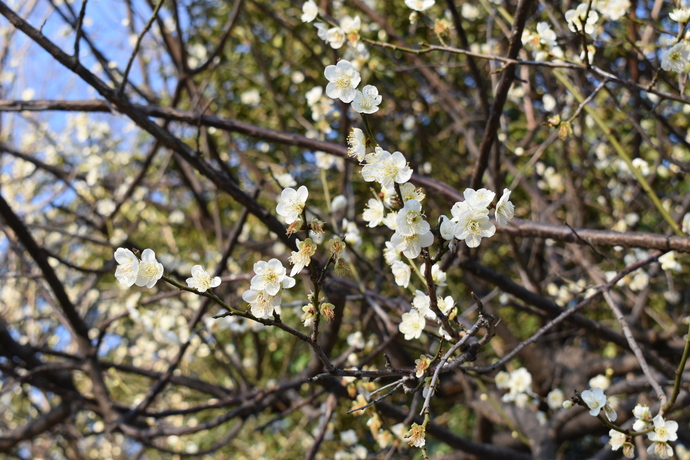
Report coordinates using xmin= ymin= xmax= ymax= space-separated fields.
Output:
xmin=324 ymin=60 xmax=382 ymax=114
xmin=580 ymin=386 xmax=617 ymax=422
xmin=114 ymin=248 xmax=164 ymax=289
xmin=495 ymin=368 xmax=538 ymax=408
xmin=606 ymin=405 xmax=678 ymax=459
xmin=301 ymin=1 xmax=363 ymax=50
xmin=240 ymin=185 xmax=322 ymax=319
xmin=242 ymin=259 xmax=296 ymax=319
xmin=440 ymin=188 xmax=514 ymax=248
xmin=521 ymin=22 xmax=562 ymax=61
xmin=186 ymin=265 xmax=221 ymax=293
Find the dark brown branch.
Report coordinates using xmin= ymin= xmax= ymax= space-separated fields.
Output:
xmin=469 ymin=0 xmax=533 ymax=189
xmin=0 ymin=402 xmax=71 ymax=451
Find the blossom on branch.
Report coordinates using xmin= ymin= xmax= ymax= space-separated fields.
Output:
xmin=647 ymin=414 xmax=678 ymax=459
xmin=609 ymin=430 xmax=633 ymax=458
xmin=288 ymin=238 xmax=317 ymax=276
xmin=250 ymin=259 xmax=295 ymax=296
xmin=399 ymin=308 xmax=425 ymax=340
xmin=325 ymin=60 xmax=361 ymax=103
xmin=565 ymin=3 xmax=599 ymax=35
xmin=115 ymin=248 xmax=139 ymax=287
xmin=186 ymin=265 xmax=221 ymax=292
xmin=453 ymin=209 xmax=496 ymax=248
xmin=135 ymin=249 xmax=164 ymax=289
xmin=391 ymin=260 xmax=411 ymax=287
xmin=404 ymin=0 xmax=434 ymax=12
xmin=495 ymin=188 xmax=515 ymax=228
xmin=396 ymin=199 xmax=430 ymax=237
xmin=390 ymin=230 xmax=434 ymax=258
xmin=276 ymin=185 xmax=308 ymax=224
xmin=361 ymin=148 xmax=413 ymax=189
xmin=669 ymin=7 xmax=690 ymax=23
xmin=352 ymin=85 xmax=382 ymax=114
xmin=243 ymin=288 xmax=282 ymax=319
xmin=362 ymin=198 xmax=385 ymax=227
xmin=301 ymin=0 xmax=318 ymax=22
xmin=660 ymin=42 xmax=690 ymax=73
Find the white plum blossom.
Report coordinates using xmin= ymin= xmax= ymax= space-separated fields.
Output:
xmin=565 ymin=3 xmax=599 ymax=35
xmin=347 ymin=331 xmax=366 ymax=349
xmin=495 ymin=189 xmax=515 ymax=228
xmin=341 ymin=429 xmax=358 ymax=446
xmin=403 ymin=423 xmax=426 ymax=447
xmin=609 ymin=430 xmax=633 ymax=458
xmin=347 ymin=128 xmax=366 ymax=161
xmin=398 ymin=182 xmax=425 ymax=203
xmin=115 ymin=247 xmax=139 ymax=287
xmin=535 ymin=22 xmax=558 ymax=48
xmin=276 ymin=173 xmax=296 ymax=188
xmin=399 ymin=308 xmax=426 ymax=340
xmin=495 ymin=371 xmax=511 ymax=389
xmin=660 ymin=41 xmax=690 ymax=73
xmin=136 ymin=249 xmax=164 ymax=289
xmin=186 ymin=265 xmax=221 ymax=292
xmin=361 ymin=148 xmax=413 ymax=189
xmin=384 ymin=241 xmax=401 ymax=265
xmin=325 ymin=60 xmax=361 ymax=103
xmin=507 ymin=368 xmax=532 ymax=394
xmin=352 ymin=85 xmax=382 ymax=114
xmin=240 ymin=89 xmax=261 ymax=106
xmin=632 ymin=404 xmax=652 ymax=431
xmin=276 ymin=185 xmax=308 ymax=224
xmin=396 ymin=200 xmax=430 ymax=236
xmin=439 ymin=215 xmax=455 ymax=240
xmin=382 ymin=212 xmax=398 ymax=230
xmin=325 ymin=27 xmax=346 ymax=49
xmin=343 ymin=218 xmax=362 ymax=247
xmin=362 ymin=198 xmax=385 ymax=227
xmin=588 ymin=374 xmax=610 ymax=391
xmin=391 ymin=260 xmax=411 ymax=288
xmin=659 ymin=251 xmax=682 ymax=271
xmin=301 ymin=0 xmax=318 ymax=22
xmin=670 ymin=7 xmax=690 ymax=23
xmin=454 ymin=209 xmax=496 ymax=248
xmin=288 ymin=238 xmax=317 ymax=276
xmin=250 ymin=259 xmax=295 ymax=296
xmin=464 ymin=188 xmax=495 ymax=209
xmin=390 ymin=230 xmax=434 ymax=259
xmin=331 ymin=195 xmax=347 ymax=214
xmin=499 ymin=368 xmax=537 ymax=406
xmin=522 ymin=22 xmax=559 ymax=61
xmin=581 ymin=387 xmax=608 ymax=417
xmin=340 ymin=15 xmax=361 ymax=47
xmin=315 ymin=151 xmax=338 ymax=170
xmin=242 ymin=288 xmax=282 ymax=319
xmin=405 ymin=0 xmax=434 ymax=12
xmin=419 ymin=263 xmax=447 ymax=286
xmin=412 ymin=290 xmax=433 ymax=318
xmin=437 ymin=295 xmax=455 ymax=315
xmin=595 ymin=0 xmax=630 ymax=21
xmin=547 ymin=389 xmax=565 ymax=410
xmin=647 ymin=414 xmax=678 ymax=459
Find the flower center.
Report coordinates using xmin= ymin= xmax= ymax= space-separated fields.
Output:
xmin=140 ymin=263 xmax=158 ymax=278
xmin=335 ymin=75 xmax=351 ymax=90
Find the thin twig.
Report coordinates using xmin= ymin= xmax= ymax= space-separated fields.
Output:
xmin=119 ymin=0 xmax=165 ymax=96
